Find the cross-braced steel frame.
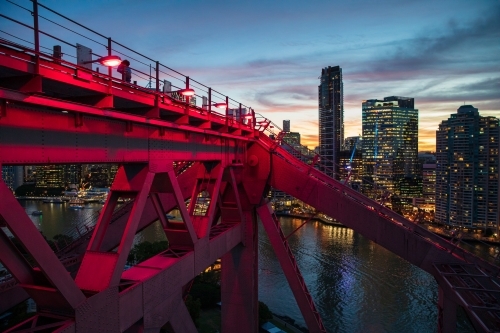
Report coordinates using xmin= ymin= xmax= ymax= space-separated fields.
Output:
xmin=0 ymin=7 xmax=499 ymax=331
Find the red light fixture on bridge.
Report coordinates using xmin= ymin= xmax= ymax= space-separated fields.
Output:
xmin=213 ymin=102 xmax=227 ymax=109
xmin=202 ymin=102 xmax=227 ymax=109
xmin=99 ymin=55 xmax=122 ymax=67
xmin=83 ymin=55 xmax=122 ymax=67
xmin=178 ymin=88 xmax=195 ymax=96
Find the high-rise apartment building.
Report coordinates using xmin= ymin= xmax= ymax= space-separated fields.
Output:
xmin=435 ymin=105 xmax=499 ymax=231
xmin=361 ymin=96 xmax=419 ymax=204
xmin=319 ymin=66 xmax=343 ymax=179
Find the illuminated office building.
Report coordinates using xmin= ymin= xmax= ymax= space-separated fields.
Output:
xmin=319 ymin=66 xmax=343 ymax=179
xmin=397 ymin=176 xmax=422 ymax=214
xmin=339 ymin=150 xmax=363 ymax=191
xmin=35 ymin=164 xmax=82 ymax=189
xmin=35 ymin=165 xmax=66 ymax=188
xmin=361 ymin=96 xmax=419 ymax=202
xmin=435 ymin=105 xmax=499 ymax=231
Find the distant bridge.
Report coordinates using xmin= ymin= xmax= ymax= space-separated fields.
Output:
xmin=0 ymin=2 xmax=499 ymax=332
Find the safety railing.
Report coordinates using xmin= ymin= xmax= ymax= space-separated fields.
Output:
xmin=254 ymin=122 xmax=500 ymax=272
xmin=0 ymin=0 xmax=256 ymax=130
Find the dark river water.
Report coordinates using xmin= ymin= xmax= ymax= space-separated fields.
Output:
xmin=19 ymin=201 xmax=477 ymax=332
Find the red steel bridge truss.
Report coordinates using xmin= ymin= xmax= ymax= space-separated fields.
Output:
xmin=0 ymin=3 xmax=500 ymax=332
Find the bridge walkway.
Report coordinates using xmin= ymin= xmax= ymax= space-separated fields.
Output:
xmin=255 ymin=134 xmax=500 ymax=333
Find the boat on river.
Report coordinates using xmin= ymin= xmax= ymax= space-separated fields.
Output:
xmin=68 ymin=198 xmax=84 ymax=210
xmin=31 ymin=210 xmax=43 ymax=216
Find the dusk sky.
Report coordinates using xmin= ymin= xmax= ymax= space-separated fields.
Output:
xmin=3 ymin=0 xmax=499 ymax=151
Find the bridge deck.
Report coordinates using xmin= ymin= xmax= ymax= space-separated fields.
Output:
xmin=0 ymin=17 xmax=499 ymax=333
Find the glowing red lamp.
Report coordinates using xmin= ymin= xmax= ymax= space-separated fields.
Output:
xmin=83 ymin=55 xmax=122 ymax=67
xmin=179 ymin=88 xmax=195 ymax=96
xmin=99 ymin=55 xmax=122 ymax=67
xmin=213 ymin=102 xmax=227 ymax=109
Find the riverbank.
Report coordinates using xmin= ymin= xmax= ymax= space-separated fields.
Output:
xmin=276 ymin=212 xmax=500 ymax=245
xmin=275 ymin=212 xmax=344 ymax=226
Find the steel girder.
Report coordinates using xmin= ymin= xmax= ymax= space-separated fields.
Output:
xmin=2 ymin=39 xmax=497 ymax=332
xmin=0 ymin=163 xmax=199 ymax=314
xmin=257 ymin=203 xmax=326 ymax=333
xmin=0 ymin=100 xmax=247 ymax=165
xmin=1 ymin=157 xmax=268 ymax=332
xmin=0 ymin=44 xmax=254 ymax=137
xmin=257 ymin=137 xmax=500 ymax=332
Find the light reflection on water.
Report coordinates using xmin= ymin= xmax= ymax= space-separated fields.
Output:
xmin=258 ymin=217 xmax=475 ymax=333
xmin=19 ymin=200 xmax=101 ymax=239
xmin=17 ymin=202 xmax=477 ymax=332
xmin=18 ymin=200 xmax=168 ymax=247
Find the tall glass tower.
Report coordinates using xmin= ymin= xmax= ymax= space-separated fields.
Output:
xmin=319 ymin=66 xmax=343 ymax=179
xmin=435 ymin=105 xmax=499 ymax=231
xmin=361 ymin=96 xmax=419 ymax=209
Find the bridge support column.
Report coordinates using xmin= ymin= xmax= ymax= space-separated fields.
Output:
xmin=438 ymin=286 xmax=457 ymax=333
xmin=221 ymin=209 xmax=258 ymax=333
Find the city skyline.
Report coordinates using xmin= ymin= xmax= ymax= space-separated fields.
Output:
xmin=2 ymin=0 xmax=498 ymax=151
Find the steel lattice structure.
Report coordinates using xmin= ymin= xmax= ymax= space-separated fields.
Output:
xmin=0 ymin=3 xmax=500 ymax=332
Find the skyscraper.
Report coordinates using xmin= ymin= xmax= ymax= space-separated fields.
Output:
xmin=283 ymin=120 xmax=290 ymax=133
xmin=319 ymin=66 xmax=343 ymax=179
xmin=361 ymin=96 xmax=419 ymax=206
xmin=435 ymin=105 xmax=499 ymax=231
xmin=281 ymin=120 xmax=302 ymax=160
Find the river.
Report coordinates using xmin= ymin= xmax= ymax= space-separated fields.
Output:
xmin=19 ymin=201 xmax=476 ymax=332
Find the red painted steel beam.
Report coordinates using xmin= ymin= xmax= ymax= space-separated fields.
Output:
xmin=0 ymin=44 xmax=254 ymax=136
xmin=0 ymin=163 xmax=199 ymax=313
xmin=0 ymin=180 xmax=86 ymax=311
xmin=259 ymin=140 xmax=498 ymax=332
xmin=266 ymin=141 xmax=496 ymax=275
xmin=258 ymin=202 xmax=326 ymax=333
xmin=0 ymin=100 xmax=249 ymax=165
xmin=221 ymin=209 xmax=259 ymax=333
xmin=114 ymin=221 xmax=243 ymax=331
xmin=3 ymin=161 xmax=245 ymax=330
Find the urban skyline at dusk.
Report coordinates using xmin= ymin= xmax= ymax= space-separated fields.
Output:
xmin=2 ymin=0 xmax=499 ymax=151
xmin=1 ymin=2 xmax=499 ymax=331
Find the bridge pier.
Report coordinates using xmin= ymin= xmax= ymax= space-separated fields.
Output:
xmin=438 ymin=286 xmax=457 ymax=333
xmin=221 ymin=210 xmax=259 ymax=333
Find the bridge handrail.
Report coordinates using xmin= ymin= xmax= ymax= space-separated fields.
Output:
xmin=258 ymin=132 xmax=500 ymax=275
xmin=253 ymin=121 xmax=500 ymax=266
xmin=0 ymin=1 xmax=256 ymax=130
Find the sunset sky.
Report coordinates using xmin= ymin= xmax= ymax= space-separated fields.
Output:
xmin=2 ymin=0 xmax=499 ymax=151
